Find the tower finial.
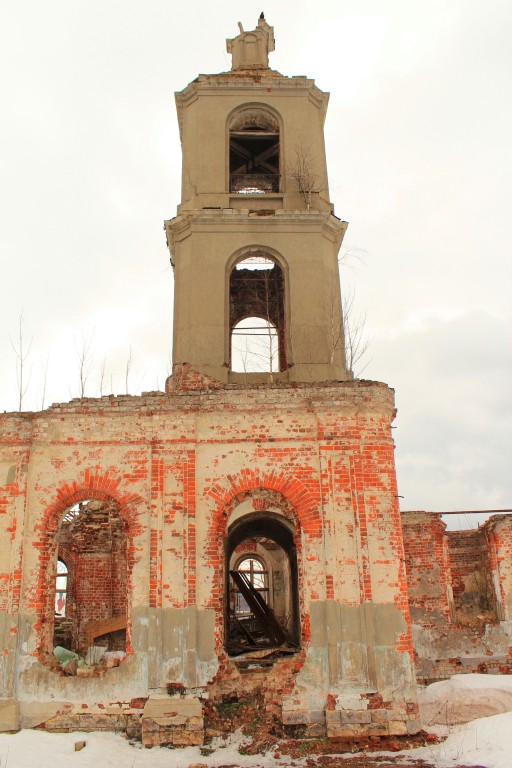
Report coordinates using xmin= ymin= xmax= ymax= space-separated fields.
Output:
xmin=226 ymin=16 xmax=275 ymax=71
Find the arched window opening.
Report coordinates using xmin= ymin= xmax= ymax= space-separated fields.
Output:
xmin=55 ymin=559 xmax=68 ymax=617
xmin=229 ymin=108 xmax=280 ymax=193
xmin=233 ymin=556 xmax=269 ymax=616
xmin=229 ymin=255 xmax=286 ymax=373
xmin=51 ymin=498 xmax=128 ymax=663
xmin=231 ymin=317 xmax=278 ymax=374
xmin=226 ymin=515 xmax=300 ymax=656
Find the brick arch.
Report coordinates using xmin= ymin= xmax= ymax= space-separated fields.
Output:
xmin=207 ymin=474 xmax=311 ymax=652
xmin=208 ymin=469 xmax=321 ymax=540
xmin=204 ymin=470 xmax=319 ymax=623
xmin=32 ymin=469 xmax=148 ymax=659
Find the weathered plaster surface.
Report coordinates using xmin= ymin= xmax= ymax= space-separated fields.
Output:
xmin=0 ymin=381 xmax=418 ymax=734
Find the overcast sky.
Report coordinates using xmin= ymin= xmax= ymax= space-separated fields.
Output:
xmin=1 ymin=1 xmax=511 ymax=526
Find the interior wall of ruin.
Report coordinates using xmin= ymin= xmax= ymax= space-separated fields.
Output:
xmin=402 ymin=511 xmax=512 ymax=682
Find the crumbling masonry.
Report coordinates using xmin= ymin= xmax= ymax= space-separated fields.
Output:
xmin=0 ymin=17 xmax=510 ymax=744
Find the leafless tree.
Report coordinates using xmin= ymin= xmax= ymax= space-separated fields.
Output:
xmin=337 ymin=248 xmax=372 ymax=376
xmin=125 ymin=346 xmax=132 ymax=394
xmin=338 ymin=246 xmax=368 ymax=270
xmin=75 ymin=330 xmax=94 ymax=399
xmin=38 ymin=353 xmax=49 ymax=411
xmin=326 ymin=287 xmax=344 ymax=366
xmin=288 ymin=144 xmax=319 ymax=209
xmin=10 ymin=311 xmax=32 ymax=411
xmin=98 ymin=355 xmax=106 ymax=397
xmin=342 ymin=287 xmax=372 ymax=377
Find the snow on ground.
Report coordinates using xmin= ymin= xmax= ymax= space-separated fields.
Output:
xmin=2 ymin=716 xmax=512 ymax=768
xmin=0 ymin=727 xmax=281 ymax=768
xmin=418 ymin=673 xmax=512 ymax=725
xmin=2 ymin=675 xmax=512 ymax=768
xmin=399 ymin=710 xmax=512 ymax=768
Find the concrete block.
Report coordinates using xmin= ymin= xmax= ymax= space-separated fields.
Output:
xmin=0 ymin=699 xmax=18 ymax=731
xmin=406 ymin=717 xmax=422 ymax=735
xmin=338 ymin=709 xmax=371 ymax=724
xmin=282 ymin=709 xmax=309 ymax=725
xmin=327 ymin=723 xmax=369 ymax=739
xmin=142 ymin=697 xmax=204 ymax=748
xmin=369 ymin=710 xmax=388 ymax=724
xmin=388 ymin=719 xmax=408 ymax=736
xmin=336 ymin=696 xmax=367 ymax=711
xmin=325 ymin=710 xmax=341 ymax=725
xmin=20 ymin=702 xmax=67 ymax=729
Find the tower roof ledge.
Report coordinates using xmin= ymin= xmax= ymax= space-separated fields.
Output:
xmin=175 ymin=72 xmax=329 ymax=138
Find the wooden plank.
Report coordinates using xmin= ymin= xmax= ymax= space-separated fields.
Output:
xmin=84 ymin=615 xmax=126 ymax=648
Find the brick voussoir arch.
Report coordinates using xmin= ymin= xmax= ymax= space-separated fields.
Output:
xmin=32 ymin=470 xmax=148 ymax=658
xmin=209 ymin=468 xmax=321 ymax=537
xmin=41 ymin=471 xmax=146 ymax=539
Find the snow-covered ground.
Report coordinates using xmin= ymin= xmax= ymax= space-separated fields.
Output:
xmin=418 ymin=672 xmax=512 ymax=726
xmin=2 ymin=675 xmax=512 ymax=768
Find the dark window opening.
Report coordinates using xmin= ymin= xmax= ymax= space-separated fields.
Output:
xmin=230 ymin=256 xmax=286 ymax=373
xmin=230 ymin=133 xmax=279 ymax=193
xmin=225 ymin=514 xmax=300 ymax=656
xmin=229 ymin=108 xmax=280 ymax=194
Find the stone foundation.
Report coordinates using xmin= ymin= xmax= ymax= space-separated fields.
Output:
xmin=141 ymin=697 xmax=203 ymax=748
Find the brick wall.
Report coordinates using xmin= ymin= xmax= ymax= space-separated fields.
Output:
xmin=402 ymin=511 xmax=512 ymax=683
xmin=401 ymin=512 xmax=453 ymax=626
xmin=447 ymin=528 xmax=495 ymax=619
xmin=0 ymin=379 xmax=418 ymax=733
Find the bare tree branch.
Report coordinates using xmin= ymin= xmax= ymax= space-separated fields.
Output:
xmin=287 ymin=144 xmax=319 ymax=209
xmin=98 ymin=355 xmax=106 ymax=397
xmin=39 ymin=353 xmax=49 ymax=411
xmin=125 ymin=346 xmax=132 ymax=394
xmin=342 ymin=287 xmax=372 ymax=377
xmin=75 ymin=330 xmax=94 ymax=399
xmin=338 ymin=246 xmax=368 ymax=270
xmin=10 ymin=310 xmax=33 ymax=411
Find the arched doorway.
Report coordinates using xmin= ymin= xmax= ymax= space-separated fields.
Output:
xmin=225 ymin=512 xmax=300 ymax=655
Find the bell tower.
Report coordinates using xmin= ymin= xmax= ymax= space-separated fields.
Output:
xmin=165 ymin=15 xmax=351 ymax=384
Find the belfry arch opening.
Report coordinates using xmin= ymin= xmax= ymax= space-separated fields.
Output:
xmin=229 ymin=254 xmax=286 ymax=374
xmin=50 ymin=498 xmax=128 ymax=665
xmin=229 ymin=107 xmax=280 ymax=193
xmin=225 ymin=512 xmax=300 ymax=656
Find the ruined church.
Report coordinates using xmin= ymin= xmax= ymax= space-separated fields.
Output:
xmin=1 ymin=17 xmax=511 ymax=747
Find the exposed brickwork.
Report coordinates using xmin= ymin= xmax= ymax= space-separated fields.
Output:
xmin=402 ymin=511 xmax=512 ymax=683
xmin=448 ymin=528 xmax=495 ymax=618
xmin=402 ymin=512 xmax=453 ymax=627
xmin=0 ymin=379 xmax=420 ymax=738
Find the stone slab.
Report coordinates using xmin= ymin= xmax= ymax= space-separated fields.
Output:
xmin=0 ymin=699 xmax=18 ymax=731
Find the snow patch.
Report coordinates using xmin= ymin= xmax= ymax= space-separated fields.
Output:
xmin=419 ymin=672 xmax=512 ymax=725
